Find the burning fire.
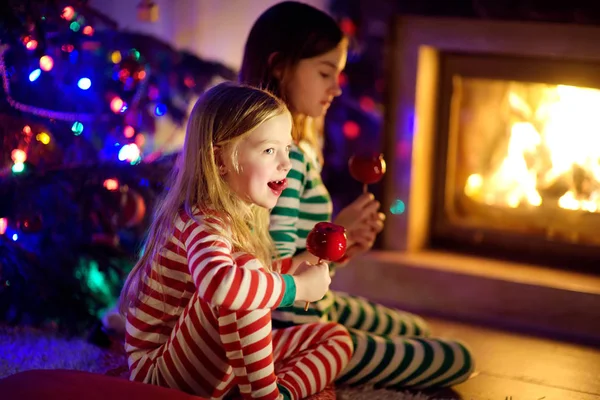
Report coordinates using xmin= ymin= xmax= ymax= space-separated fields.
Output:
xmin=465 ymin=84 xmax=600 ymax=213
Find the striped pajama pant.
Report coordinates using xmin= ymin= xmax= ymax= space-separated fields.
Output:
xmin=272 ymin=290 xmax=475 ymax=389
xmin=128 ymin=293 xmax=353 ymax=400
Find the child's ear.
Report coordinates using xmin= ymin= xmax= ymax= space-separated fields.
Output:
xmin=268 ymin=52 xmax=284 ymax=80
xmin=213 ymin=146 xmax=228 ymax=176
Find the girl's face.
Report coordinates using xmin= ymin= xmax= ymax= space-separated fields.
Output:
xmin=283 ymin=41 xmax=347 ymax=118
xmin=222 ymin=112 xmax=293 ymax=209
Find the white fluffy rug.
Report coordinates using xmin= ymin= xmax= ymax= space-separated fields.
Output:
xmin=0 ymin=325 xmax=109 ymax=378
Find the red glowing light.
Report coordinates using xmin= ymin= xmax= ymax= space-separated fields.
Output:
xmin=124 ymin=126 xmax=135 ymax=138
xmin=103 ymin=178 xmax=119 ymax=191
xmin=62 ymin=6 xmax=76 ymax=21
xmin=342 ymin=121 xmax=360 ymax=140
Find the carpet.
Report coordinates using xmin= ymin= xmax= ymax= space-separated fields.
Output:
xmin=0 ymin=325 xmax=437 ymax=400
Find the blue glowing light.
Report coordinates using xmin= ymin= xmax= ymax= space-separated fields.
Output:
xmin=29 ymin=69 xmax=41 ymax=82
xmin=12 ymin=163 xmax=25 ymax=173
xmin=154 ymin=103 xmax=167 ymax=116
xmin=77 ymin=77 xmax=91 ymax=90
xmin=390 ymin=199 xmax=406 ymax=215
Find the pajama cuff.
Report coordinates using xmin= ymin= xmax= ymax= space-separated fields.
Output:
xmin=280 ymin=274 xmax=296 ymax=307
xmin=277 ymin=383 xmax=292 ymax=400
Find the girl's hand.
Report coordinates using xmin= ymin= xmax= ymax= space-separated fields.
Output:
xmin=333 ymin=193 xmax=381 ymax=234
xmin=339 ymin=211 xmax=386 ymax=263
xmin=292 ymin=261 xmax=331 ymax=302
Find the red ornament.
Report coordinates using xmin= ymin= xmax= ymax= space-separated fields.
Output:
xmin=118 ymin=187 xmax=146 ymax=228
xmin=91 ymin=233 xmax=119 ymax=247
xmin=306 ymin=222 xmax=347 ymax=262
xmin=348 ymin=153 xmax=386 ymax=192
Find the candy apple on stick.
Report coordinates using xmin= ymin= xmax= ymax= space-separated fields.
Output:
xmin=348 ymin=153 xmax=387 ymax=193
xmin=304 ymin=222 xmax=347 ymax=311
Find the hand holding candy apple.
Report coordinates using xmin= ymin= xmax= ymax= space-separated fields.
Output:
xmin=348 ymin=153 xmax=386 ymax=193
xmin=303 ymin=222 xmax=347 ymax=310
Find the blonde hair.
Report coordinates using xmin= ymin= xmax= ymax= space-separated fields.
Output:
xmin=119 ymin=82 xmax=287 ymax=314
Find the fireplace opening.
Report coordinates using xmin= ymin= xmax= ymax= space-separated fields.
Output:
xmin=430 ymin=52 xmax=600 ymax=270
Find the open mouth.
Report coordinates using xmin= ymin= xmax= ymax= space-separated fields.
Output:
xmin=268 ymin=179 xmax=288 ymax=194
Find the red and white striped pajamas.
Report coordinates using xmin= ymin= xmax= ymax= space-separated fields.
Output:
xmin=125 ymin=210 xmax=353 ymax=399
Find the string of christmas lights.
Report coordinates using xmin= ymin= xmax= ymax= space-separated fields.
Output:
xmin=0 ymin=2 xmax=235 ymax=176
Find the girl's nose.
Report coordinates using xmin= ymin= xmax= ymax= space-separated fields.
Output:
xmin=332 ymin=85 xmax=342 ymax=97
xmin=280 ymin=154 xmax=292 ymax=172
xmin=331 ymin=78 xmax=342 ymax=97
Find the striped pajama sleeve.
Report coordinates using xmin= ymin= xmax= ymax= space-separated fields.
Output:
xmin=270 ymin=147 xmax=307 ymax=260
xmin=181 ymin=213 xmax=287 ymax=310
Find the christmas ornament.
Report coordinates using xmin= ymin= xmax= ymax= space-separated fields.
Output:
xmin=117 ymin=186 xmax=146 ymax=228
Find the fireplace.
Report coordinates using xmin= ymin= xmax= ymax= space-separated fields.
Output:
xmin=381 ymin=16 xmax=600 ymax=270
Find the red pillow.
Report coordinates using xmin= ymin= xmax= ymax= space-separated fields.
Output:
xmin=0 ymin=369 xmax=204 ymax=400
xmin=0 ymin=369 xmax=338 ymax=400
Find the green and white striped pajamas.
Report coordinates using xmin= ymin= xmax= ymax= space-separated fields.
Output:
xmin=270 ymin=142 xmax=474 ymax=389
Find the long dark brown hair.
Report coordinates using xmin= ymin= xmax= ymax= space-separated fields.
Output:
xmin=239 ymin=1 xmax=345 ymax=149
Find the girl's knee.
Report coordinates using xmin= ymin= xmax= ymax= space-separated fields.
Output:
xmin=323 ymin=322 xmax=354 ymax=351
xmin=458 ymin=340 xmax=476 ymax=373
xmin=452 ymin=339 xmax=474 ymax=357
xmin=446 ymin=339 xmax=476 ymax=380
xmin=322 ymin=321 xmax=349 ymax=335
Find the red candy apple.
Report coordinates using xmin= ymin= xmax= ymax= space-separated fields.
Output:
xmin=304 ymin=222 xmax=347 ymax=311
xmin=306 ymin=222 xmax=348 ymax=262
xmin=348 ymin=153 xmax=386 ymax=193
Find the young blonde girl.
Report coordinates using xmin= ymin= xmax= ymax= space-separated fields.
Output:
xmin=240 ymin=1 xmax=474 ymax=389
xmin=119 ymin=82 xmax=353 ymax=400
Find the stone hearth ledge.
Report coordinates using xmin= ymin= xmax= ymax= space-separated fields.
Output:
xmin=330 ymin=250 xmax=600 ymax=345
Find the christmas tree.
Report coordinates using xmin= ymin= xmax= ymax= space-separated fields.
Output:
xmin=0 ymin=0 xmax=235 ymax=334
